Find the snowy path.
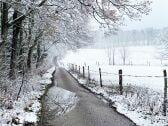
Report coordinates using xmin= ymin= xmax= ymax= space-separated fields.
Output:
xmin=43 ymin=68 xmax=135 ymax=126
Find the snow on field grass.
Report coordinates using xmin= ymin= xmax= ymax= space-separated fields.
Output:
xmin=69 ymin=72 xmax=168 ymax=126
xmin=0 ymin=67 xmax=55 ymax=126
xmin=62 ymin=46 xmax=168 ymax=92
xmin=88 ymin=65 xmax=166 ymax=92
xmin=63 ymin=46 xmax=167 ymax=66
xmin=62 ymin=46 xmax=168 ymax=126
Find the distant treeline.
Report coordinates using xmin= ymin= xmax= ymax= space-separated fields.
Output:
xmin=91 ymin=27 xmax=168 ymax=48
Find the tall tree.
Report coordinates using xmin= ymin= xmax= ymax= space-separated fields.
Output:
xmin=0 ymin=2 xmax=8 ymax=68
xmin=0 ymin=0 xmax=151 ymax=79
xmin=9 ymin=8 xmax=22 ymax=79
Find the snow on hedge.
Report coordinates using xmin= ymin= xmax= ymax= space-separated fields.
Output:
xmin=0 ymin=67 xmax=55 ymax=125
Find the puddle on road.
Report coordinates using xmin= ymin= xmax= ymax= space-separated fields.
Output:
xmin=40 ymin=87 xmax=78 ymax=126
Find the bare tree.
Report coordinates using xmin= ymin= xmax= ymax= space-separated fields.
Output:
xmin=0 ymin=0 xmax=151 ymax=106
xmin=112 ymin=46 xmax=115 ymax=65
xmin=107 ymin=44 xmax=115 ymax=65
xmin=120 ymin=46 xmax=129 ymax=65
xmin=156 ymin=29 xmax=168 ymax=65
xmin=107 ymin=47 xmax=112 ymax=65
xmin=77 ymin=0 xmax=151 ymax=32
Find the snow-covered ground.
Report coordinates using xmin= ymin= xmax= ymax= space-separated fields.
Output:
xmin=62 ymin=46 xmax=168 ymax=92
xmin=0 ymin=67 xmax=55 ymax=126
xmin=69 ymin=71 xmax=168 ymax=126
xmin=62 ymin=46 xmax=168 ymax=126
xmin=82 ymin=65 xmax=166 ymax=92
xmin=63 ymin=46 xmax=168 ymax=66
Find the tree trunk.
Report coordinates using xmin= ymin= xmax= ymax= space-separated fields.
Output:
xmin=27 ymin=36 xmax=42 ymax=70
xmin=9 ymin=10 xmax=21 ymax=79
xmin=112 ymin=49 xmax=115 ymax=65
xmin=27 ymin=47 xmax=33 ymax=70
xmin=27 ymin=30 xmax=43 ymax=70
xmin=0 ymin=2 xmax=8 ymax=68
xmin=36 ymin=41 xmax=41 ymax=68
xmin=18 ymin=22 xmax=24 ymax=70
xmin=26 ymin=10 xmax=34 ymax=70
xmin=1 ymin=2 xmax=8 ymax=48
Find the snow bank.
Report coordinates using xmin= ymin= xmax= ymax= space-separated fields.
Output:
xmin=0 ymin=67 xmax=55 ymax=126
xmin=40 ymin=67 xmax=56 ymax=85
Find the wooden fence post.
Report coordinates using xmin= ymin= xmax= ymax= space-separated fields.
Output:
xmin=75 ymin=65 xmax=77 ymax=73
xmin=119 ymin=69 xmax=123 ymax=95
xmin=163 ymin=70 xmax=167 ymax=116
xmin=72 ymin=64 xmax=74 ymax=72
xmin=88 ymin=66 xmax=90 ymax=82
xmin=83 ymin=66 xmax=85 ymax=78
xmin=99 ymin=68 xmax=102 ymax=87
xmin=76 ymin=65 xmax=78 ymax=72
xmin=79 ymin=66 xmax=80 ymax=74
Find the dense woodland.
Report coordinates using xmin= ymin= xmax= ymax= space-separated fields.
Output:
xmin=0 ymin=0 xmax=91 ymax=81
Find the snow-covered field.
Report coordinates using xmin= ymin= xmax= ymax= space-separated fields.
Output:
xmin=68 ymin=70 xmax=168 ymax=126
xmin=63 ymin=46 xmax=167 ymax=66
xmin=62 ymin=46 xmax=168 ymax=92
xmin=62 ymin=46 xmax=168 ymax=126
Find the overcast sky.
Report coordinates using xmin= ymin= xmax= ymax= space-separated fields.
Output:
xmin=89 ymin=0 xmax=168 ymax=31
xmin=124 ymin=0 xmax=168 ymax=30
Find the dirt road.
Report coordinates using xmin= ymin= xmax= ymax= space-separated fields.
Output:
xmin=43 ymin=68 xmax=136 ymax=126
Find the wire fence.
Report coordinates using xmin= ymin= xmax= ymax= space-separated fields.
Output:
xmin=91 ymin=69 xmax=165 ymax=78
xmin=67 ymin=63 xmax=168 ymax=116
xmin=68 ymin=64 xmax=166 ymax=78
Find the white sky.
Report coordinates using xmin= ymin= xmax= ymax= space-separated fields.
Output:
xmin=124 ymin=0 xmax=168 ymax=30
xmin=89 ymin=0 xmax=168 ymax=31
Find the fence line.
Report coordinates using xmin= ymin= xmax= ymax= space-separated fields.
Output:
xmin=84 ymin=67 xmax=164 ymax=78
xmin=69 ymin=63 xmax=166 ymax=78
xmin=68 ymin=63 xmax=168 ymax=116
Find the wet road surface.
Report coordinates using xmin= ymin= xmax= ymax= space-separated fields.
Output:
xmin=43 ymin=68 xmax=136 ymax=126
